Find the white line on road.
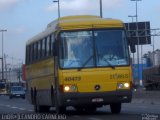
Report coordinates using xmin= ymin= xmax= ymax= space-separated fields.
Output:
xmin=0 ymin=104 xmax=33 ymax=112
xmin=27 ymin=109 xmax=34 ymax=112
xmin=18 ymin=108 xmax=26 ymax=110
xmin=11 ymin=106 xmax=18 ymax=109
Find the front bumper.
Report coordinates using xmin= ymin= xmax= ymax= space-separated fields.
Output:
xmin=58 ymin=90 xmax=132 ymax=106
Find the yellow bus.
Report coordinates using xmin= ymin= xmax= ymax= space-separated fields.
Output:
xmin=25 ymin=15 xmax=135 ymax=114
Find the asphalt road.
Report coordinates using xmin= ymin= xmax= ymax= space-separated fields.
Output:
xmin=0 ymin=95 xmax=159 ymax=120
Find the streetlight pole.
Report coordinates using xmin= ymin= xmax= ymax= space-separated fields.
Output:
xmin=100 ymin=0 xmax=103 ymax=18
xmin=130 ymin=0 xmax=142 ymax=86
xmin=128 ymin=15 xmax=136 ymax=22
xmin=0 ymin=29 xmax=7 ymax=82
xmin=53 ymin=0 xmax=60 ymax=19
xmin=0 ymin=58 xmax=2 ymax=81
xmin=128 ymin=15 xmax=137 ymax=65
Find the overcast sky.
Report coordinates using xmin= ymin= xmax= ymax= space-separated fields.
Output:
xmin=0 ymin=0 xmax=160 ymax=65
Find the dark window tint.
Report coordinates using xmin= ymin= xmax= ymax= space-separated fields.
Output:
xmin=42 ymin=39 xmax=46 ymax=57
xmin=46 ymin=36 xmax=50 ymax=56
xmin=38 ymin=40 xmax=41 ymax=59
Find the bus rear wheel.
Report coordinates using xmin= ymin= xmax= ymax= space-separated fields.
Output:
xmin=85 ymin=107 xmax=97 ymax=112
xmin=34 ymin=105 xmax=50 ymax=113
xmin=110 ymin=103 xmax=121 ymax=114
xmin=54 ymin=95 xmax=66 ymax=113
xmin=55 ymin=105 xmax=66 ymax=114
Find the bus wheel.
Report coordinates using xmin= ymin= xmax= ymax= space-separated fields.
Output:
xmin=85 ymin=107 xmax=97 ymax=112
xmin=9 ymin=95 xmax=12 ymax=99
xmin=110 ymin=103 xmax=121 ymax=114
xmin=75 ymin=107 xmax=84 ymax=112
xmin=50 ymin=86 xmax=54 ymax=106
xmin=55 ymin=106 xmax=66 ymax=114
xmin=33 ymin=89 xmax=38 ymax=112
xmin=31 ymin=88 xmax=34 ymax=104
xmin=55 ymin=97 xmax=66 ymax=114
xmin=35 ymin=106 xmax=50 ymax=113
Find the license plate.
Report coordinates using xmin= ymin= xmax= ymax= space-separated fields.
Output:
xmin=16 ymin=95 xmax=20 ymax=97
xmin=92 ymin=98 xmax=104 ymax=102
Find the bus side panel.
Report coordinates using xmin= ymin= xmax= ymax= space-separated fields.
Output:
xmin=26 ymin=58 xmax=55 ymax=106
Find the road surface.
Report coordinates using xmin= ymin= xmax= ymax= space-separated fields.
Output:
xmin=0 ymin=95 xmax=159 ymax=120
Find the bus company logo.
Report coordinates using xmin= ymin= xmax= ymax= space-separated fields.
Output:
xmin=94 ymin=85 xmax=101 ymax=91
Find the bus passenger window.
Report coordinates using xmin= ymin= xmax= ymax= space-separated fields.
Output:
xmin=28 ymin=45 xmax=31 ymax=63
xmin=38 ymin=40 xmax=41 ymax=59
xmin=49 ymin=35 xmax=52 ymax=56
xmin=26 ymin=46 xmax=29 ymax=64
xmin=51 ymin=34 xmax=55 ymax=56
xmin=46 ymin=36 xmax=50 ymax=57
xmin=42 ymin=38 xmax=46 ymax=57
xmin=34 ymin=43 xmax=37 ymax=61
xmin=31 ymin=44 xmax=34 ymax=62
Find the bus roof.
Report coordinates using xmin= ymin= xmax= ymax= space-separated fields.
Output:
xmin=26 ymin=15 xmax=124 ymax=45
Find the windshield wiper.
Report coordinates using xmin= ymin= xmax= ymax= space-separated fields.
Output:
xmin=78 ymin=55 xmax=94 ymax=71
xmin=77 ymin=55 xmax=116 ymax=71
xmin=103 ymin=58 xmax=115 ymax=69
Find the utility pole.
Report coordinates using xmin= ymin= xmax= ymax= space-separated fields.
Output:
xmin=100 ymin=0 xmax=103 ymax=18
xmin=128 ymin=15 xmax=136 ymax=22
xmin=0 ymin=58 xmax=2 ymax=81
xmin=0 ymin=29 xmax=7 ymax=82
xmin=53 ymin=0 xmax=60 ymax=19
xmin=130 ymin=0 xmax=142 ymax=86
xmin=128 ymin=15 xmax=137 ymax=65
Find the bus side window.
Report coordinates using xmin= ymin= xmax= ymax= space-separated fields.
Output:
xmin=42 ymin=38 xmax=46 ymax=58
xmin=36 ymin=42 xmax=38 ymax=60
xmin=49 ymin=35 xmax=52 ymax=56
xmin=26 ymin=46 xmax=29 ymax=64
xmin=51 ymin=34 xmax=55 ymax=56
xmin=30 ymin=44 xmax=33 ymax=63
xmin=33 ymin=43 xmax=37 ymax=61
xmin=46 ymin=36 xmax=50 ymax=57
xmin=33 ymin=44 xmax=35 ymax=62
xmin=28 ymin=45 xmax=31 ymax=64
xmin=38 ymin=40 xmax=41 ymax=59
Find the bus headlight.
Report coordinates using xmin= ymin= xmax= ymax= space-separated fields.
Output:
xmin=71 ymin=85 xmax=77 ymax=91
xmin=124 ymin=83 xmax=129 ymax=88
xmin=63 ymin=85 xmax=77 ymax=92
xmin=64 ymin=85 xmax=70 ymax=92
xmin=117 ymin=83 xmax=124 ymax=89
xmin=117 ymin=82 xmax=130 ymax=89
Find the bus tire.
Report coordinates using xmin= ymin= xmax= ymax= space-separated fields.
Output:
xmin=110 ymin=103 xmax=121 ymax=114
xmin=9 ymin=96 xmax=12 ymax=99
xmin=75 ymin=106 xmax=84 ymax=112
xmin=85 ymin=107 xmax=97 ymax=112
xmin=51 ymin=86 xmax=54 ymax=106
xmin=31 ymin=88 xmax=34 ymax=104
xmin=35 ymin=106 xmax=50 ymax=113
xmin=55 ymin=105 xmax=66 ymax=114
xmin=54 ymin=93 xmax=66 ymax=114
xmin=33 ymin=88 xmax=38 ymax=112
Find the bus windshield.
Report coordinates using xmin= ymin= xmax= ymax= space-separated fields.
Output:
xmin=59 ymin=30 xmax=129 ymax=69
